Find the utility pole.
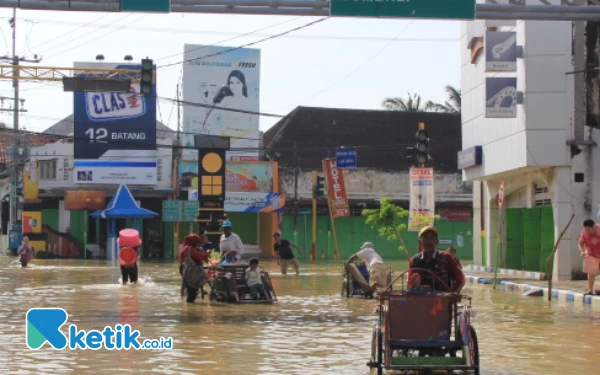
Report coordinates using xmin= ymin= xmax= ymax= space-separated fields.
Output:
xmin=171 ymin=83 xmax=182 ymax=259
xmin=293 ymin=143 xmax=298 ymax=246
xmin=5 ymin=8 xmax=41 ymax=241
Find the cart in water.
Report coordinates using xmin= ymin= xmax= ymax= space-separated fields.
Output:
xmin=341 ymin=263 xmax=391 ymax=299
xmin=367 ymin=268 xmax=479 ymax=375
xmin=204 ymin=263 xmax=277 ymax=303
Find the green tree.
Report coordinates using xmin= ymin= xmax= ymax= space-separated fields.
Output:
xmin=362 ymin=197 xmax=441 ymax=260
xmin=381 ymin=92 xmax=433 ymax=112
xmin=427 ymin=85 xmax=461 ymax=114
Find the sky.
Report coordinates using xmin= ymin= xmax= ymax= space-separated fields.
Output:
xmin=0 ymin=8 xmax=461 ymax=134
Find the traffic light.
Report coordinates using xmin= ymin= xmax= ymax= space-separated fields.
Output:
xmin=140 ymin=58 xmax=153 ymax=95
xmin=313 ymin=176 xmax=325 ymax=198
xmin=415 ymin=123 xmax=429 ymax=165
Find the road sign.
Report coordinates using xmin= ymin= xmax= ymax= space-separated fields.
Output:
xmin=162 ymin=201 xmax=182 ymax=222
xmin=182 ymin=201 xmax=199 ymax=222
xmin=331 ymin=0 xmax=476 ymax=20
xmin=121 ymin=0 xmax=170 ymax=13
xmin=336 ymin=147 xmax=358 ymax=168
xmin=498 ymin=181 xmax=505 ymax=209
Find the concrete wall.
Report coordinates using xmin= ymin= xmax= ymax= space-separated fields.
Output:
xmin=278 ymin=168 xmax=473 ymax=202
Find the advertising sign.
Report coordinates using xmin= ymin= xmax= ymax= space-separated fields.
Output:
xmin=182 ymin=45 xmax=260 ymax=161
xmin=323 ymin=158 xmax=350 ymax=218
xmin=73 ymin=62 xmax=157 ymax=185
xmin=485 ymin=31 xmax=517 ymax=72
xmin=179 ymin=160 xmax=273 ymax=192
xmin=408 ymin=167 xmax=435 ymax=231
xmin=64 ymin=190 xmax=106 ymax=210
xmin=485 ymin=77 xmax=517 ymax=118
xmin=226 ymin=192 xmax=285 ymax=212
xmin=457 ymin=146 xmax=482 ymax=170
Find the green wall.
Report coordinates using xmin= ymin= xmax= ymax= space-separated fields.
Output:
xmin=42 ymin=209 xmax=59 ymax=231
xmin=280 ymin=215 xmax=473 ymax=261
xmin=70 ymin=210 xmax=86 ymax=244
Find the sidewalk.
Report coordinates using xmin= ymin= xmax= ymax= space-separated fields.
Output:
xmin=463 ymin=265 xmax=600 ymax=307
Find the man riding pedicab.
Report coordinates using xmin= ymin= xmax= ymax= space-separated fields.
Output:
xmin=408 ymin=226 xmax=465 ymax=293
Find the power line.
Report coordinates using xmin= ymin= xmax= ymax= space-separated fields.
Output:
xmin=43 ymin=14 xmax=148 ymax=61
xmin=155 ymin=16 xmax=301 ymax=63
xmin=158 ymin=17 xmax=330 ymax=70
xmin=11 ymin=17 xmax=459 ymax=44
xmin=29 ymin=13 xmax=111 ymax=51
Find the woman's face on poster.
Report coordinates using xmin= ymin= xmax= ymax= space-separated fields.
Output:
xmin=228 ymin=76 xmax=244 ymax=97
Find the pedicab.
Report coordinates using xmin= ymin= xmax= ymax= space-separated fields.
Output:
xmin=204 ymin=262 xmax=278 ymax=304
xmin=367 ymin=268 xmax=479 ymax=375
xmin=341 ymin=262 xmax=392 ymax=299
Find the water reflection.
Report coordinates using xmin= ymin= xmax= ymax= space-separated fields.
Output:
xmin=0 ymin=257 xmax=597 ymax=375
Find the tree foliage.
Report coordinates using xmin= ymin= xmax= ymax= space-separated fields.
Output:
xmin=381 ymin=93 xmax=433 ymax=112
xmin=362 ymin=197 xmax=441 ymax=259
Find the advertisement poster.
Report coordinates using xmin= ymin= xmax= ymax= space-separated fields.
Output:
xmin=485 ymin=31 xmax=517 ymax=72
xmin=179 ymin=160 xmax=273 ymax=192
xmin=323 ymin=158 xmax=350 ymax=218
xmin=73 ymin=62 xmax=157 ymax=185
xmin=408 ymin=167 xmax=435 ymax=231
xmin=226 ymin=192 xmax=285 ymax=212
xmin=22 ymin=211 xmax=41 ymax=233
xmin=182 ymin=45 xmax=260 ymax=161
xmin=485 ymin=77 xmax=517 ymax=118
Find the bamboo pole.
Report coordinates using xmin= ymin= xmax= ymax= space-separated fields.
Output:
xmin=547 ymin=214 xmax=575 ymax=301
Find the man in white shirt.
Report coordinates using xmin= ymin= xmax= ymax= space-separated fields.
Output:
xmin=219 ymin=220 xmax=245 ymax=263
xmin=346 ymin=242 xmax=389 ymax=292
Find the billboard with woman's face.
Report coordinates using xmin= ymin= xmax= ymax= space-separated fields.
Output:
xmin=182 ymin=45 xmax=260 ymax=161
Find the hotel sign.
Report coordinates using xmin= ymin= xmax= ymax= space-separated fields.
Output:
xmin=458 ymin=146 xmax=482 ymax=170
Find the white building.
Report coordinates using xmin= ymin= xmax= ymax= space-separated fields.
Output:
xmin=459 ymin=15 xmax=597 ymax=280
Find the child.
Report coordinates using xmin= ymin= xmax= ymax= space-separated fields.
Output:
xmin=246 ymin=257 xmax=268 ymax=300
xmin=17 ymin=236 xmax=34 ymax=268
xmin=117 ymin=229 xmax=141 ymax=285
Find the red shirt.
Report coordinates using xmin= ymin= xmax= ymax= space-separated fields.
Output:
xmin=408 ymin=250 xmax=465 ymax=293
xmin=578 ymin=225 xmax=600 ymax=258
xmin=179 ymin=247 xmax=209 ymax=264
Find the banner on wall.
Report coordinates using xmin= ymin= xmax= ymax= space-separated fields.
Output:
xmin=179 ymin=160 xmax=273 ymax=192
xmin=187 ymin=190 xmax=285 ymax=212
xmin=22 ymin=211 xmax=42 ymax=233
xmin=323 ymin=158 xmax=350 ymax=218
xmin=73 ymin=62 xmax=157 ymax=185
xmin=485 ymin=31 xmax=517 ymax=72
xmin=485 ymin=77 xmax=517 ymax=118
xmin=408 ymin=167 xmax=435 ymax=231
xmin=182 ymin=44 xmax=260 ymax=161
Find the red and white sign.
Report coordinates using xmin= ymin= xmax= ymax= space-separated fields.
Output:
xmin=498 ymin=181 xmax=505 ymax=208
xmin=408 ymin=167 xmax=435 ymax=231
xmin=323 ymin=158 xmax=350 ymax=218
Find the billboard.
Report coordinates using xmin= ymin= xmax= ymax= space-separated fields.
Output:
xmin=73 ymin=62 xmax=157 ymax=185
xmin=408 ymin=167 xmax=435 ymax=231
xmin=182 ymin=44 xmax=260 ymax=161
xmin=485 ymin=31 xmax=517 ymax=72
xmin=179 ymin=160 xmax=273 ymax=192
xmin=323 ymin=158 xmax=350 ymax=218
xmin=485 ymin=77 xmax=517 ymax=118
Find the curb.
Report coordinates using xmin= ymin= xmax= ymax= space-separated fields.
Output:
xmin=465 ymin=265 xmax=545 ymax=280
xmin=465 ymin=275 xmax=600 ymax=307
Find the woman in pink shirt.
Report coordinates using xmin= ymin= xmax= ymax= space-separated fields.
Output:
xmin=578 ymin=219 xmax=600 ymax=295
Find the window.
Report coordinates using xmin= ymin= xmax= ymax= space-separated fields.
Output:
xmin=38 ymin=159 xmax=57 ymax=180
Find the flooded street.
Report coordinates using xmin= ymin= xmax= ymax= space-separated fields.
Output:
xmin=0 ymin=257 xmax=598 ymax=375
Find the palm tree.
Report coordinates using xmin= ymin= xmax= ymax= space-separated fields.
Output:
xmin=427 ymin=85 xmax=461 ymax=114
xmin=381 ymin=93 xmax=433 ymax=112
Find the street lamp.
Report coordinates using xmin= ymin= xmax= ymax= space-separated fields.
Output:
xmin=124 ymin=55 xmax=133 ymax=62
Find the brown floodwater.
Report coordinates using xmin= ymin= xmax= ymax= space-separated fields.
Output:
xmin=0 ymin=256 xmax=598 ymax=375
